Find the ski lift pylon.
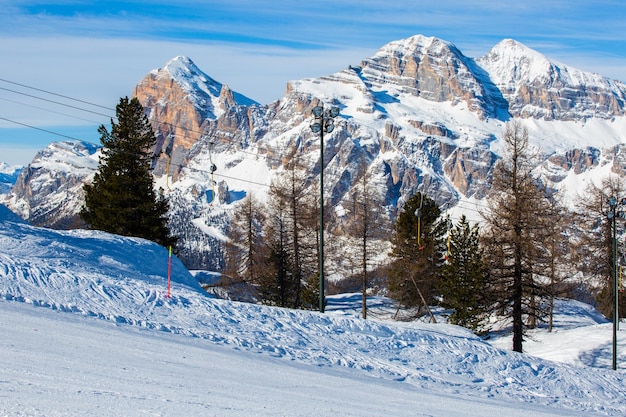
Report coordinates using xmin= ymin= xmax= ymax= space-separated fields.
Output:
xmin=164 ymin=139 xmax=174 ymax=192
xmin=414 ymin=193 xmax=425 ymax=251
xmin=208 ymin=141 xmax=217 ymax=205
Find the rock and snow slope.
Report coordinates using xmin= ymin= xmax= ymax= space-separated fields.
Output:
xmin=0 ymin=162 xmax=21 ymax=195
xmin=1 ymin=205 xmax=625 ymax=416
xmin=5 ymin=34 xmax=626 ymax=272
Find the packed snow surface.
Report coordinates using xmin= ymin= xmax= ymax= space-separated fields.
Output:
xmin=1 ymin=204 xmax=625 ymax=416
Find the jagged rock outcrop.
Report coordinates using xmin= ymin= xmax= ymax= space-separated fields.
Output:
xmin=443 ymin=145 xmax=496 ymax=198
xmin=409 ymin=120 xmax=457 ymax=138
xmin=548 ymin=147 xmax=601 ymax=175
xmin=609 ymin=144 xmax=626 ymax=177
xmin=538 ymin=145 xmax=623 ymax=186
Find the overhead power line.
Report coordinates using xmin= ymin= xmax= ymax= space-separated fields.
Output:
xmin=0 ymin=114 xmax=274 ymax=189
xmin=0 ymin=77 xmax=314 ymax=166
xmin=0 ymin=77 xmax=115 ymax=112
xmin=1 ymin=113 xmax=494 ymax=212
xmin=0 ymin=116 xmax=83 ymax=141
xmin=0 ymin=77 xmax=307 ymax=167
xmin=0 ymin=78 xmax=500 ymax=207
xmin=0 ymin=86 xmax=113 ymax=119
xmin=0 ymin=96 xmax=104 ymax=125
xmin=211 ymin=170 xmax=271 ymax=189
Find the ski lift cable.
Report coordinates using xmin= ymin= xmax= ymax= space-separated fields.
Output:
xmin=0 ymin=77 xmax=115 ymax=111
xmin=0 ymin=77 xmax=327 ymax=171
xmin=0 ymin=80 xmax=496 ymax=220
xmin=0 ymin=86 xmax=112 ymax=118
xmin=156 ymin=121 xmax=317 ymax=171
xmin=0 ymin=116 xmax=83 ymax=141
xmin=0 ymin=77 xmax=297 ymax=167
xmin=0 ymin=96 xmax=104 ymax=125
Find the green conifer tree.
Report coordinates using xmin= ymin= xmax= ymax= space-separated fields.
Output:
xmin=387 ymin=192 xmax=445 ymax=313
xmin=81 ymin=97 xmax=175 ymax=248
xmin=438 ymin=216 xmax=489 ymax=332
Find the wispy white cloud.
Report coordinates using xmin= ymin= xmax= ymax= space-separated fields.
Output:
xmin=2 ymin=1 xmax=625 ymax=94
xmin=5 ymin=1 xmax=622 ymax=52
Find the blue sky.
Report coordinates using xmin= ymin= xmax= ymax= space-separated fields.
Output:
xmin=1 ymin=0 xmax=625 ymax=165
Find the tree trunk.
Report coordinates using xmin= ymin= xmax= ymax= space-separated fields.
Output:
xmin=513 ymin=243 xmax=523 ymax=353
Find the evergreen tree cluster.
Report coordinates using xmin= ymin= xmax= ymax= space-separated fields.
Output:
xmin=387 ymin=192 xmax=446 ymax=315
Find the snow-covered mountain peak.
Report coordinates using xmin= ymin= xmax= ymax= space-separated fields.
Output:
xmin=30 ymin=140 xmax=100 ymax=171
xmin=164 ymin=55 xmax=258 ymax=108
xmin=0 ymin=162 xmax=22 ymax=175
xmin=367 ymin=34 xmax=468 ymax=75
xmin=158 ymin=55 xmax=222 ymax=102
xmin=489 ymin=38 xmax=546 ymax=60
xmin=479 ymin=39 xmax=561 ymax=86
xmin=375 ymin=34 xmax=452 ymax=56
xmin=143 ymin=56 xmax=257 ymax=122
xmin=358 ymin=34 xmax=502 ymax=118
xmin=163 ymin=55 xmax=203 ymax=75
xmin=3 ymin=140 xmax=100 ymax=228
xmin=478 ymin=39 xmax=626 ymax=119
xmin=134 ymin=56 xmax=259 ymax=184
xmin=479 ymin=38 xmax=626 ymax=91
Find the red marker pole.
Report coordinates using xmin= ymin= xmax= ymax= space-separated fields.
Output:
xmin=167 ymin=245 xmax=172 ymax=298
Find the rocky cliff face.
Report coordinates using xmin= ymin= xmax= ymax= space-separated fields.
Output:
xmin=5 ymin=35 xmax=626 ymax=271
xmin=133 ymin=56 xmax=257 ymax=178
xmin=358 ymin=35 xmax=508 ymax=119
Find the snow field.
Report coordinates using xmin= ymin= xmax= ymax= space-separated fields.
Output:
xmin=1 ymin=207 xmax=626 ymax=416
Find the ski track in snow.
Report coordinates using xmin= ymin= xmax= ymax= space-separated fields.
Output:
xmin=1 ymin=210 xmax=626 ymax=416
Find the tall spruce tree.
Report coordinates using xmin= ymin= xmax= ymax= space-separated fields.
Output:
xmin=387 ymin=192 xmax=445 ymax=317
xmin=438 ymin=216 xmax=489 ymax=332
xmin=81 ymin=97 xmax=175 ymax=248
